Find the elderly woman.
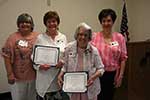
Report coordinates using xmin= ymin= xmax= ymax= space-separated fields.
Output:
xmin=58 ymin=23 xmax=104 ymax=100
xmin=91 ymin=9 xmax=128 ymax=100
xmin=32 ymin=11 xmax=67 ymax=100
xmin=1 ymin=13 xmax=39 ymax=100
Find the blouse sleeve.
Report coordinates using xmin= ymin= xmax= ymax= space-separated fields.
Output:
xmin=61 ymin=47 xmax=68 ymax=72
xmin=94 ymin=48 xmax=105 ymax=75
xmin=1 ymin=36 xmax=15 ymax=64
xmin=120 ymin=36 xmax=128 ymax=61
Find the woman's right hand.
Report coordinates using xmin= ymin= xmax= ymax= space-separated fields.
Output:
xmin=39 ymin=64 xmax=50 ymax=71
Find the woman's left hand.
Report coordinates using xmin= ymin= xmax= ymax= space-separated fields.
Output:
xmin=114 ymin=76 xmax=123 ymax=88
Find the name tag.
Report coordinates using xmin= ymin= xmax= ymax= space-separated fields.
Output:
xmin=57 ymin=40 xmax=64 ymax=44
xmin=18 ymin=40 xmax=28 ymax=47
xmin=69 ymin=52 xmax=76 ymax=57
xmin=110 ymin=41 xmax=119 ymax=46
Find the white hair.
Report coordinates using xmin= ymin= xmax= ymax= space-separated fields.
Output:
xmin=74 ymin=22 xmax=92 ymax=40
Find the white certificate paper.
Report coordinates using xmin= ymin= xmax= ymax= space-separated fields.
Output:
xmin=63 ymin=72 xmax=88 ymax=93
xmin=33 ymin=45 xmax=59 ymax=66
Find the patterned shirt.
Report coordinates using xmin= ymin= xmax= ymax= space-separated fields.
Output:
xmin=91 ymin=32 xmax=127 ymax=71
xmin=61 ymin=41 xmax=104 ymax=99
xmin=1 ymin=31 xmax=39 ymax=80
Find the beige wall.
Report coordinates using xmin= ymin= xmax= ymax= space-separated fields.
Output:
xmin=0 ymin=0 xmax=130 ymax=92
xmin=127 ymin=0 xmax=150 ymax=42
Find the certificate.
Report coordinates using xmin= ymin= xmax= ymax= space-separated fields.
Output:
xmin=33 ymin=45 xmax=60 ymax=66
xmin=63 ymin=72 xmax=88 ymax=93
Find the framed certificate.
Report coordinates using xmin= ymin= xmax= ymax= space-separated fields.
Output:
xmin=33 ymin=45 xmax=60 ymax=66
xmin=63 ymin=72 xmax=88 ymax=93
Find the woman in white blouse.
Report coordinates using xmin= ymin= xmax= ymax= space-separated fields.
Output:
xmin=31 ymin=11 xmax=67 ymax=100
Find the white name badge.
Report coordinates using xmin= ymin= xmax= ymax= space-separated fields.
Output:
xmin=18 ymin=40 xmax=28 ymax=47
xmin=110 ymin=41 xmax=119 ymax=46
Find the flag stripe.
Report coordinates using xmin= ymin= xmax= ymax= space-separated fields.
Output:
xmin=120 ymin=0 xmax=129 ymax=41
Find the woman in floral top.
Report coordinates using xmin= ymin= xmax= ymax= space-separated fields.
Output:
xmin=1 ymin=13 xmax=39 ymax=100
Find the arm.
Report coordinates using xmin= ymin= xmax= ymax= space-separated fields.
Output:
xmin=115 ymin=60 xmax=126 ymax=88
xmin=119 ymin=60 xmax=126 ymax=78
xmin=115 ymin=36 xmax=127 ymax=88
xmin=87 ymin=47 xmax=105 ymax=86
xmin=57 ymin=71 xmax=65 ymax=88
xmin=2 ymin=35 xmax=16 ymax=84
xmin=4 ymin=57 xmax=16 ymax=84
xmin=119 ymin=36 xmax=127 ymax=78
xmin=94 ymin=47 xmax=105 ymax=76
xmin=87 ymin=69 xmax=101 ymax=86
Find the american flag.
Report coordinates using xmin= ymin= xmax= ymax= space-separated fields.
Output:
xmin=120 ymin=0 xmax=130 ymax=41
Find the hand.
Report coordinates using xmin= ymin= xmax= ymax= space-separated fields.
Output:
xmin=57 ymin=75 xmax=63 ymax=88
xmin=8 ymin=73 xmax=16 ymax=84
xmin=87 ymin=77 xmax=94 ymax=87
xmin=56 ymin=60 xmax=64 ymax=68
xmin=114 ymin=76 xmax=123 ymax=88
xmin=39 ymin=64 xmax=50 ymax=71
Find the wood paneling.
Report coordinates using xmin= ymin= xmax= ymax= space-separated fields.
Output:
xmin=114 ymin=41 xmax=150 ymax=100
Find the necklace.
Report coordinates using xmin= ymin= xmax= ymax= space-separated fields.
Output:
xmin=102 ymin=32 xmax=112 ymax=44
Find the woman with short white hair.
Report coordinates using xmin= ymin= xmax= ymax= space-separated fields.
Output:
xmin=58 ymin=22 xmax=104 ymax=100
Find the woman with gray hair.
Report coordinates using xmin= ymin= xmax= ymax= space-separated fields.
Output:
xmin=58 ymin=22 xmax=104 ymax=100
xmin=1 ymin=13 xmax=39 ymax=100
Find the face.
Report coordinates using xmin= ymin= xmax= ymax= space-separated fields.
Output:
xmin=18 ymin=22 xmax=32 ymax=35
xmin=77 ymin=27 xmax=90 ymax=49
xmin=101 ymin=15 xmax=114 ymax=30
xmin=46 ymin=18 xmax=58 ymax=32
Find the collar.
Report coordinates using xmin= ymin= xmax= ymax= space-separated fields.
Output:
xmin=72 ymin=41 xmax=92 ymax=53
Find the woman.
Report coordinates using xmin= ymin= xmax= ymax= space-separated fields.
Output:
xmin=91 ymin=9 xmax=128 ymax=100
xmin=32 ymin=11 xmax=67 ymax=100
xmin=58 ymin=22 xmax=104 ymax=100
xmin=1 ymin=13 xmax=39 ymax=100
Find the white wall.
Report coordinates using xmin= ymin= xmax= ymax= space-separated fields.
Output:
xmin=127 ymin=0 xmax=150 ymax=42
xmin=0 ymin=0 xmax=50 ymax=93
xmin=0 ymin=0 xmax=124 ymax=92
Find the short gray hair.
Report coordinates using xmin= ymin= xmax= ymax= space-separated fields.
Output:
xmin=17 ymin=13 xmax=34 ymax=31
xmin=74 ymin=22 xmax=92 ymax=41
